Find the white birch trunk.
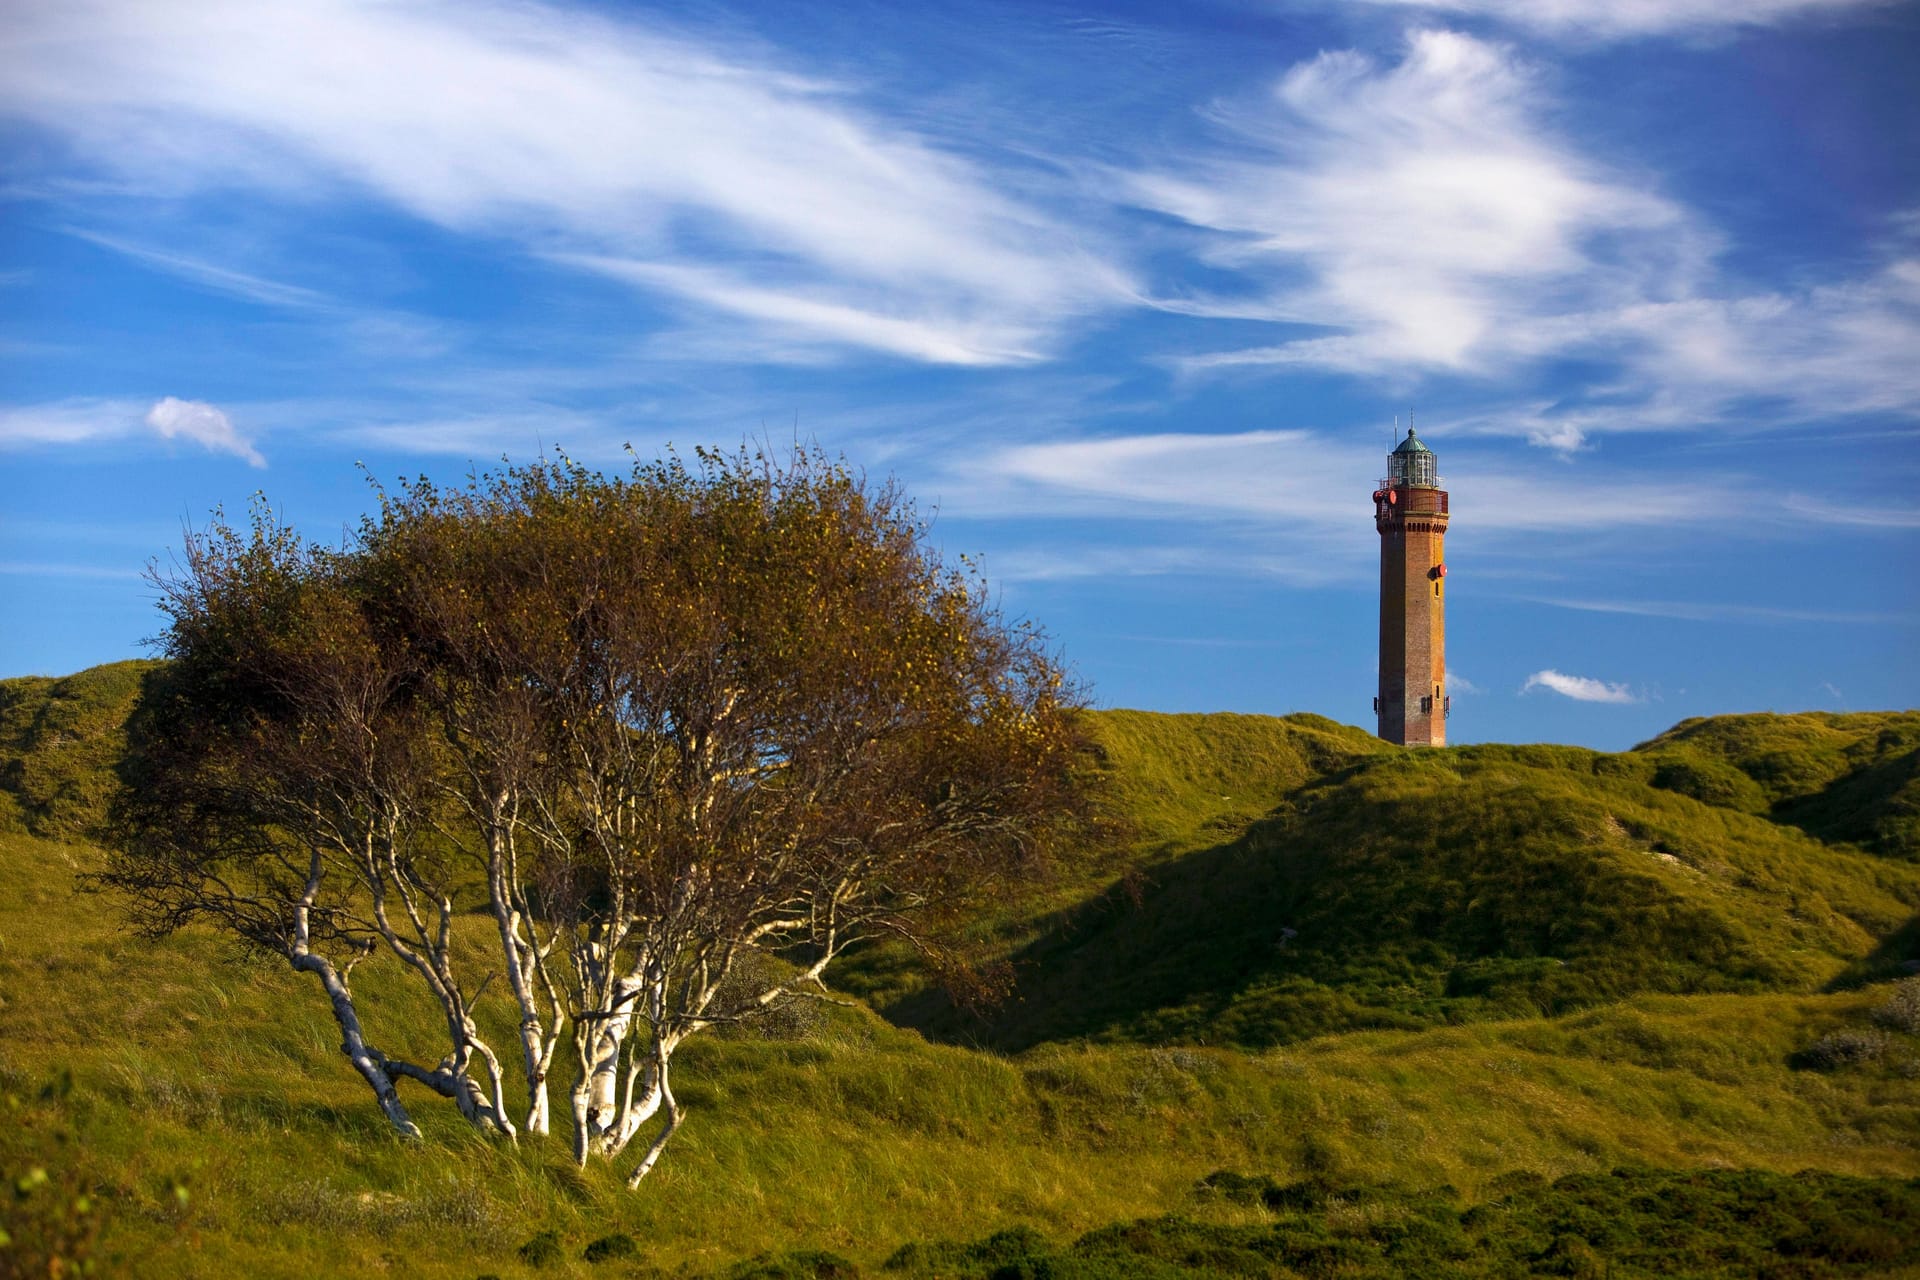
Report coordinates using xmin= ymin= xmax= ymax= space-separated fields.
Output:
xmin=569 ymin=964 xmax=647 ymax=1160
xmin=288 ymin=849 xmax=421 ymax=1139
xmin=486 ymin=820 xmax=562 ymax=1137
xmin=624 ymin=1041 xmax=682 ymax=1187
xmin=289 ymin=950 xmax=421 ymax=1140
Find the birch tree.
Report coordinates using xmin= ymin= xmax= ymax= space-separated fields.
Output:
xmin=103 ymin=449 xmax=1089 ymax=1183
xmin=366 ymin=449 xmax=1087 ymax=1182
xmin=104 ymin=509 xmax=517 ymax=1139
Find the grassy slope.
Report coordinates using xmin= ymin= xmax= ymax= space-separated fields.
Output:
xmin=0 ymin=660 xmax=156 ymax=839
xmin=1635 ymin=711 xmax=1920 ymax=860
xmin=885 ymin=718 xmax=1920 ymax=1052
xmin=1 ymin=668 xmax=1917 ymax=1278
xmin=831 ymin=710 xmax=1391 ymax=1013
xmin=5 ymin=826 xmax=1916 ymax=1278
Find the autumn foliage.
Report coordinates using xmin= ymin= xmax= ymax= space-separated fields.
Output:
xmin=102 ymin=447 xmax=1088 ymax=1181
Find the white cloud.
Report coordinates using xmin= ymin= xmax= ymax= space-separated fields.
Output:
xmin=0 ymin=0 xmax=1131 ymax=365
xmin=982 ymin=546 xmax=1220 ymax=582
xmin=970 ymin=428 xmax=1706 ymax=533
xmin=60 ymin=228 xmax=453 ymax=358
xmin=341 ymin=408 xmax=644 ymax=461
xmin=1132 ymin=30 xmax=1687 ymax=376
xmin=1520 ymin=262 xmax=1920 ymax=434
xmin=63 ymin=228 xmax=330 ymax=310
xmin=144 ymin=397 xmax=265 ymax=467
xmin=0 ymin=399 xmax=143 ymax=447
xmin=1521 ymin=668 xmax=1638 ymax=703
xmin=0 ymin=396 xmax=264 ymax=465
xmin=1344 ymin=0 xmax=1891 ymax=41
xmin=1139 ymin=31 xmax=1920 ymax=443
xmin=1526 ymin=597 xmax=1909 ymax=625
xmin=0 ymin=561 xmax=143 ymax=580
xmin=1781 ymin=492 xmax=1920 ymax=529
xmin=555 ymin=256 xmax=1050 ymax=367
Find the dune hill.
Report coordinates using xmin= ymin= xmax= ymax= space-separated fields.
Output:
xmin=866 ymin=708 xmax=1920 ymax=1052
xmin=0 ymin=664 xmax=1916 ymax=1278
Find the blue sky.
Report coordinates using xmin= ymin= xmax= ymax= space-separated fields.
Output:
xmin=2 ymin=0 xmax=1916 ymax=749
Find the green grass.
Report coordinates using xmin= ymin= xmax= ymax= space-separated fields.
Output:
xmin=1076 ymin=709 xmax=1391 ymax=857
xmin=830 ymin=709 xmax=1390 ymax=1014
xmin=4 ymin=831 xmax=1916 ymax=1276
xmin=877 ymin=731 xmax=1920 ymax=1051
xmin=0 ymin=660 xmax=155 ymax=839
xmin=868 ymin=1167 xmax=1920 ymax=1279
xmin=1635 ymin=711 xmax=1920 ymax=860
xmin=1 ymin=667 xmax=1917 ymax=1277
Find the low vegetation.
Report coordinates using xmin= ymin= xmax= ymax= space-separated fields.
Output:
xmin=869 ymin=1167 xmax=1920 ymax=1280
xmin=0 ymin=659 xmax=155 ymax=840
xmin=1635 ymin=711 xmax=1920 ymax=860
xmin=1 ymin=667 xmax=1916 ymax=1276
xmin=874 ymin=720 xmax=1920 ymax=1051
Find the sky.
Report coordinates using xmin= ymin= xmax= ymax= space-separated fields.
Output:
xmin=2 ymin=0 xmax=1916 ymax=750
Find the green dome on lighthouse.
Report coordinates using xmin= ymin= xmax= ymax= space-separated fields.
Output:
xmin=1386 ymin=426 xmax=1438 ymax=487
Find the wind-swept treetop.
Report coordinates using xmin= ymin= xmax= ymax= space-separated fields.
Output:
xmin=102 ymin=445 xmax=1089 ymax=1183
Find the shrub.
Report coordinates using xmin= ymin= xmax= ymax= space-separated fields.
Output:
xmin=884 ymin=1227 xmax=1050 ymax=1275
xmin=585 ymin=1232 xmax=639 ymax=1263
xmin=1193 ymin=1170 xmax=1271 ymax=1205
xmin=880 ymin=1168 xmax=1920 ymax=1279
xmin=725 ymin=1250 xmax=859 ymax=1279
xmin=517 ymin=1230 xmax=565 ymax=1267
xmin=1871 ymin=977 xmax=1920 ymax=1033
xmin=1790 ymin=1029 xmax=1892 ymax=1071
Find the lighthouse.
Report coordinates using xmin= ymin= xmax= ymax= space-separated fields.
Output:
xmin=1372 ymin=427 xmax=1449 ymax=746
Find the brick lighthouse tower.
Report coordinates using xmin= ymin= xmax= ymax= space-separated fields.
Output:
xmin=1373 ymin=426 xmax=1449 ymax=746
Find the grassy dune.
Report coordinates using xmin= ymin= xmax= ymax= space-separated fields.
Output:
xmin=1636 ymin=711 xmax=1920 ymax=859
xmin=879 ymin=716 xmax=1920 ymax=1050
xmin=1 ymin=666 xmax=1916 ymax=1277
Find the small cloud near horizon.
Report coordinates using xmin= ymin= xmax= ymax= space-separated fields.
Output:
xmin=1521 ymin=668 xmax=1638 ymax=704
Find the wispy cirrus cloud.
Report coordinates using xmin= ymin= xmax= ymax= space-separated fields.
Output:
xmin=1781 ymin=492 xmax=1920 ymax=529
xmin=967 ymin=428 xmax=1707 ymax=534
xmin=339 ymin=407 xmax=654 ymax=462
xmin=0 ymin=397 xmax=265 ymax=466
xmin=59 ymin=228 xmax=453 ymax=358
xmin=1132 ymin=30 xmax=1920 ymax=448
xmin=980 ymin=546 xmax=1220 ymax=583
xmin=1344 ymin=0 xmax=1893 ymax=41
xmin=1501 ymin=258 xmax=1920 ymax=446
xmin=61 ymin=228 xmax=330 ymax=310
xmin=1130 ymin=30 xmax=1689 ymax=377
xmin=0 ymin=399 xmax=143 ymax=448
xmin=0 ymin=0 xmax=1131 ymax=366
xmin=0 ymin=561 xmax=144 ymax=580
xmin=1521 ymin=668 xmax=1639 ymax=703
xmin=555 ymin=256 xmax=1054 ymax=367
xmin=1525 ymin=596 xmax=1914 ymax=625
